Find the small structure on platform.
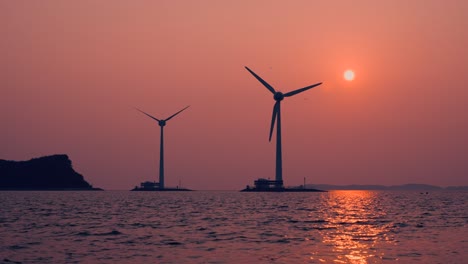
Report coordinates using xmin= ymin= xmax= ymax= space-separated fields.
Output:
xmin=132 ymin=181 xmax=192 ymax=192
xmin=139 ymin=181 xmax=160 ymax=189
xmin=254 ymin=178 xmax=283 ymax=190
xmin=241 ymin=178 xmax=325 ymax=192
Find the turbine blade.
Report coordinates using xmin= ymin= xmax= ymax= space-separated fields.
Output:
xmin=284 ymin=82 xmax=322 ymax=97
xmin=269 ymin=102 xmax=279 ymax=142
xmin=134 ymin=107 xmax=160 ymax=122
xmin=165 ymin=105 xmax=190 ymax=121
xmin=245 ymin=66 xmax=276 ymax=94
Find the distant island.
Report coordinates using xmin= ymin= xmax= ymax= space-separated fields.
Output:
xmin=302 ymin=183 xmax=468 ymax=191
xmin=0 ymin=154 xmax=101 ymax=190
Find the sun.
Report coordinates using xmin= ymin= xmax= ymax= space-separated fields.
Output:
xmin=344 ymin=69 xmax=355 ymax=81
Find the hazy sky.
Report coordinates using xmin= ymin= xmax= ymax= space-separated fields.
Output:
xmin=2 ymin=1 xmax=468 ymax=190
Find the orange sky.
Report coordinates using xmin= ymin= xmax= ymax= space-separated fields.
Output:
xmin=2 ymin=1 xmax=468 ymax=189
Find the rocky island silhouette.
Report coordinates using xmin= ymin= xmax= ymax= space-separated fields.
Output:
xmin=0 ymin=155 xmax=101 ymax=190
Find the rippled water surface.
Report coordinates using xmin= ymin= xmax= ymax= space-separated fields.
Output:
xmin=1 ymin=190 xmax=466 ymax=263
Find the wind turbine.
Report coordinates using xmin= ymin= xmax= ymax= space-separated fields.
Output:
xmin=245 ymin=66 xmax=322 ymax=188
xmin=135 ymin=106 xmax=190 ymax=189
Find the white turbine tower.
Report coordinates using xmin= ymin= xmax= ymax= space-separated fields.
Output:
xmin=245 ymin=67 xmax=322 ymax=188
xmin=135 ymin=106 xmax=190 ymax=189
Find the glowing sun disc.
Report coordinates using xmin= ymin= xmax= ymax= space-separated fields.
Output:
xmin=344 ymin=70 xmax=355 ymax=81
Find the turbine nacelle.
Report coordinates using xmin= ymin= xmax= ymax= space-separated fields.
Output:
xmin=274 ymin=92 xmax=284 ymax=101
xmin=134 ymin=106 xmax=190 ymax=127
xmin=245 ymin=66 xmax=322 ymax=142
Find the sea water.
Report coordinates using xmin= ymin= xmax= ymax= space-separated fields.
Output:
xmin=0 ymin=190 xmax=466 ymax=263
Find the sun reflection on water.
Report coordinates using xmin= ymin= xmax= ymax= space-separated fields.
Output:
xmin=310 ymin=191 xmax=396 ymax=263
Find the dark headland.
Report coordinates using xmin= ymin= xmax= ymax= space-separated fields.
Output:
xmin=0 ymin=154 xmax=102 ymax=190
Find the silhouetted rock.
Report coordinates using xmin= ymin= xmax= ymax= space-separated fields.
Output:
xmin=0 ymin=155 xmax=101 ymax=190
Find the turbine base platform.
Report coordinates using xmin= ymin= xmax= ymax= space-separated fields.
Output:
xmin=131 ymin=181 xmax=193 ymax=191
xmin=241 ymin=178 xmax=326 ymax=192
xmin=240 ymin=187 xmax=326 ymax=192
xmin=131 ymin=187 xmax=192 ymax=192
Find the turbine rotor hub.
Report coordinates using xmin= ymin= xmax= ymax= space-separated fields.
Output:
xmin=274 ymin=92 xmax=284 ymax=101
xmin=159 ymin=120 xmax=166 ymax=126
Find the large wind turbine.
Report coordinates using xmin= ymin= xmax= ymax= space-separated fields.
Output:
xmin=245 ymin=67 xmax=322 ymax=188
xmin=135 ymin=106 xmax=190 ymax=189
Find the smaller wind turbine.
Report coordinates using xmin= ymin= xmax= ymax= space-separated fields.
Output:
xmin=135 ymin=106 xmax=190 ymax=189
xmin=245 ymin=66 xmax=321 ymax=188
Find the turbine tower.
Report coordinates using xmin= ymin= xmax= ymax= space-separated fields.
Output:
xmin=245 ymin=67 xmax=321 ymax=188
xmin=135 ymin=106 xmax=190 ymax=189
